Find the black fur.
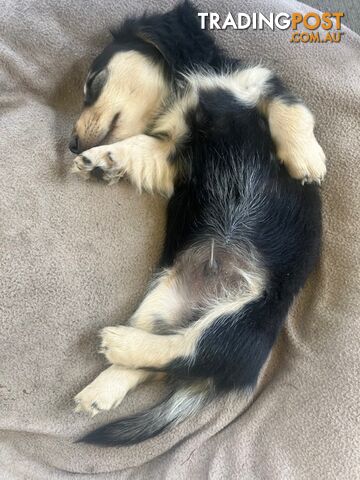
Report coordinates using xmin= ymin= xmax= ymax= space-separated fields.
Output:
xmin=79 ymin=1 xmax=321 ymax=445
xmin=265 ymin=75 xmax=301 ymax=105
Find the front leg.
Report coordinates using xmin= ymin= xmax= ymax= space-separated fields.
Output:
xmin=233 ymin=66 xmax=326 ymax=183
xmin=72 ymin=134 xmax=177 ymax=197
xmin=266 ymin=97 xmax=326 ymax=184
xmin=260 ymin=72 xmax=327 ymax=184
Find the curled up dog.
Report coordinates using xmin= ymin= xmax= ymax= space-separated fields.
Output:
xmin=70 ymin=1 xmax=325 ymax=446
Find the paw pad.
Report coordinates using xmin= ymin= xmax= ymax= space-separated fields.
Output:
xmin=90 ymin=166 xmax=104 ymax=179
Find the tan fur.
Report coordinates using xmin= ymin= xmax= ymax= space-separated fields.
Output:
xmin=266 ymin=99 xmax=326 ymax=183
xmin=129 ymin=269 xmax=186 ymax=332
xmin=74 ymin=51 xmax=168 ymax=150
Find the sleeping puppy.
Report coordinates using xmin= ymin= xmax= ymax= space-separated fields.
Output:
xmin=70 ymin=1 xmax=326 ymax=446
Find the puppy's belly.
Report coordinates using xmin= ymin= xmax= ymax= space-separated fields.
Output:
xmin=173 ymin=239 xmax=265 ymax=316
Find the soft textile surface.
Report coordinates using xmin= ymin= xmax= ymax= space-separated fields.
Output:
xmin=1 ymin=1 xmax=359 ymax=478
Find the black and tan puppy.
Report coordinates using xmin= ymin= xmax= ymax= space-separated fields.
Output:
xmin=71 ymin=1 xmax=326 ymax=446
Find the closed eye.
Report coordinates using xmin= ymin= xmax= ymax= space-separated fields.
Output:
xmin=84 ymin=69 xmax=108 ymax=106
xmin=87 ymin=70 xmax=100 ymax=89
xmin=84 ymin=71 xmax=99 ymax=96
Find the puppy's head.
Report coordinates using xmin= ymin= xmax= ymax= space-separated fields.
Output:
xmin=69 ymin=38 xmax=169 ymax=154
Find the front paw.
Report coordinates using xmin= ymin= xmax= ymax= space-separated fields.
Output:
xmin=72 ymin=146 xmax=125 ymax=184
xmin=279 ymin=136 xmax=327 ymax=185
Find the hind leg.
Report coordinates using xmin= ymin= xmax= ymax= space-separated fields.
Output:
xmin=74 ymin=366 xmax=164 ymax=416
xmin=99 ymin=243 xmax=268 ymax=370
xmin=128 ymin=268 xmax=188 ymax=333
xmin=100 ymin=290 xmax=262 ymax=370
xmin=74 ymin=269 xmax=187 ymax=415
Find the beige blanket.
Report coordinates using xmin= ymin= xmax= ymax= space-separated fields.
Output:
xmin=1 ymin=0 xmax=359 ymax=478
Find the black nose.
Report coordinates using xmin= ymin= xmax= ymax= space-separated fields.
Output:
xmin=69 ymin=135 xmax=80 ymax=154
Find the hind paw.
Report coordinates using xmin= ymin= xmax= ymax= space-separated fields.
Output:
xmin=99 ymin=325 xmax=175 ymax=369
xmin=74 ymin=366 xmax=131 ymax=416
xmin=99 ymin=326 xmax=140 ymax=367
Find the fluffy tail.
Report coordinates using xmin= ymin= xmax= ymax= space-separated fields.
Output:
xmin=79 ymin=379 xmax=214 ymax=446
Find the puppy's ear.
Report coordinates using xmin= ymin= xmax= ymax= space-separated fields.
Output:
xmin=110 ymin=18 xmax=170 ymax=65
xmin=136 ymin=29 xmax=170 ymax=65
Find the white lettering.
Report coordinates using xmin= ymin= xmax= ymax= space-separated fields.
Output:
xmin=275 ymin=13 xmax=291 ymax=29
xmin=223 ymin=12 xmax=238 ymax=29
xmin=197 ymin=12 xmax=209 ymax=30
xmin=198 ymin=11 xmax=294 ymax=31
xmin=258 ymin=12 xmax=274 ymax=30
xmin=238 ymin=13 xmax=251 ymax=30
xmin=209 ymin=12 xmax=221 ymax=30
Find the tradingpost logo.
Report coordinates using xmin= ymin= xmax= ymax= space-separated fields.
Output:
xmin=198 ymin=12 xmax=345 ymax=43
